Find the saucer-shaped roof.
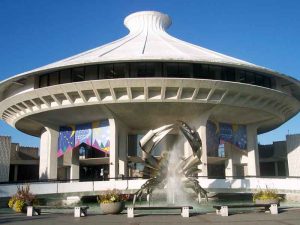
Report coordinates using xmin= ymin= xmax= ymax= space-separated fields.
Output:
xmin=37 ymin=11 xmax=265 ymax=70
xmin=1 ymin=11 xmax=299 ymax=94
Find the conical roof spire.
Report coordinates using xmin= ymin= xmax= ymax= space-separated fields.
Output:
xmin=124 ymin=11 xmax=171 ymax=33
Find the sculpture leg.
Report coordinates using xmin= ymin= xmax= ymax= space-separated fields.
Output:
xmin=198 ymin=193 xmax=201 ymax=203
xmin=133 ymin=194 xmax=137 ymax=207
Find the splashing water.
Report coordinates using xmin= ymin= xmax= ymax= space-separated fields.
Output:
xmin=166 ymin=138 xmax=189 ymax=205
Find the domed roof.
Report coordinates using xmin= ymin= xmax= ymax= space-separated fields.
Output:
xmin=31 ymin=11 xmax=269 ymax=71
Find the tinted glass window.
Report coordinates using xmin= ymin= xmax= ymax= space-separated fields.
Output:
xmin=72 ymin=67 xmax=85 ymax=82
xmin=255 ymin=74 xmax=264 ymax=86
xmin=165 ymin=63 xmax=180 ymax=77
xmin=193 ymin=64 xmax=210 ymax=79
xmin=39 ymin=74 xmax=48 ymax=87
xmin=237 ymin=70 xmax=246 ymax=83
xmin=102 ymin=64 xmax=114 ymax=79
xmin=178 ymin=63 xmax=192 ymax=78
xmin=49 ymin=72 xmax=59 ymax=86
xmin=221 ymin=68 xmax=235 ymax=81
xmin=85 ymin=65 xmax=98 ymax=80
xmin=136 ymin=63 xmax=156 ymax=77
xmin=60 ymin=69 xmax=71 ymax=84
xmin=264 ymin=77 xmax=272 ymax=88
xmin=246 ymin=72 xmax=255 ymax=84
xmin=36 ymin=62 xmax=276 ymax=90
xmin=102 ymin=64 xmax=126 ymax=79
xmin=113 ymin=63 xmax=126 ymax=78
xmin=209 ymin=66 xmax=221 ymax=79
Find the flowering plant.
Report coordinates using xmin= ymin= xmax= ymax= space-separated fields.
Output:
xmin=253 ymin=188 xmax=281 ymax=202
xmin=97 ymin=189 xmax=129 ymax=204
xmin=8 ymin=184 xmax=35 ymax=212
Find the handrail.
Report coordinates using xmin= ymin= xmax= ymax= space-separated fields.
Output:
xmin=1 ymin=175 xmax=300 ymax=185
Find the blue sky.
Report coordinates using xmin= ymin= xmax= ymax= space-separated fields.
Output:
xmin=0 ymin=0 xmax=299 ymax=147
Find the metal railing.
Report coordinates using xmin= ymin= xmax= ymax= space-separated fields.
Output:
xmin=1 ymin=175 xmax=300 ymax=186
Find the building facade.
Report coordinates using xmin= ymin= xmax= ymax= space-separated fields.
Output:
xmin=0 ymin=136 xmax=39 ymax=182
xmin=0 ymin=11 xmax=299 ymax=182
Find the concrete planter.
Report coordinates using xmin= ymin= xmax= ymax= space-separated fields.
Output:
xmin=100 ymin=202 xmax=125 ymax=214
xmin=255 ymin=199 xmax=280 ymax=204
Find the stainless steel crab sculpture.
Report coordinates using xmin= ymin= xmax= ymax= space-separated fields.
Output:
xmin=133 ymin=121 xmax=208 ymax=205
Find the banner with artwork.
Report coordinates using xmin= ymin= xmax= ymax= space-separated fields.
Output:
xmin=232 ymin=125 xmax=247 ymax=150
xmin=92 ymin=120 xmax=110 ymax=155
xmin=57 ymin=120 xmax=110 ymax=157
xmin=75 ymin=123 xmax=92 ymax=147
xmin=206 ymin=121 xmax=220 ymax=156
xmin=206 ymin=121 xmax=247 ymax=153
xmin=219 ymin=123 xmax=233 ymax=144
xmin=57 ymin=125 xmax=75 ymax=157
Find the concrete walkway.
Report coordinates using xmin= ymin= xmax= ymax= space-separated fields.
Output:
xmin=1 ymin=208 xmax=300 ymax=225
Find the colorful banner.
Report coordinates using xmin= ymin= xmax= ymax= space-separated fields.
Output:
xmin=219 ymin=123 xmax=233 ymax=144
xmin=232 ymin=125 xmax=247 ymax=150
xmin=206 ymin=121 xmax=247 ymax=153
xmin=206 ymin=121 xmax=220 ymax=156
xmin=75 ymin=123 xmax=92 ymax=147
xmin=57 ymin=120 xmax=110 ymax=157
xmin=92 ymin=120 xmax=110 ymax=154
xmin=57 ymin=125 xmax=75 ymax=157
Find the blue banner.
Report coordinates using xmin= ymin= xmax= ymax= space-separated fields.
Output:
xmin=75 ymin=123 xmax=92 ymax=147
xmin=57 ymin=125 xmax=75 ymax=157
xmin=206 ymin=121 xmax=247 ymax=152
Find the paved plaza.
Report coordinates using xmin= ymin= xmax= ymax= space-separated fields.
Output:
xmin=1 ymin=208 xmax=300 ymax=225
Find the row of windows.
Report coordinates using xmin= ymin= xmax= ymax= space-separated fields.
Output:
xmin=38 ymin=62 xmax=274 ymax=89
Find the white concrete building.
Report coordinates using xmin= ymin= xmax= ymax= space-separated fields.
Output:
xmin=0 ymin=11 xmax=300 ymax=182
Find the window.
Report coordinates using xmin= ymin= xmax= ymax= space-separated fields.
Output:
xmin=246 ymin=72 xmax=255 ymax=84
xmin=60 ymin=69 xmax=71 ymax=84
xmin=218 ymin=144 xmax=225 ymax=157
xmin=113 ymin=63 xmax=126 ymax=78
xmin=209 ymin=65 xmax=221 ymax=79
xmin=165 ymin=63 xmax=179 ymax=77
xmin=39 ymin=74 xmax=48 ymax=87
xmin=136 ymin=63 xmax=156 ymax=77
xmin=255 ymin=74 xmax=264 ymax=87
xmin=49 ymin=72 xmax=59 ymax=86
xmin=264 ymin=77 xmax=272 ymax=88
xmin=178 ymin=63 xmax=192 ymax=77
xmin=237 ymin=70 xmax=246 ymax=83
xmin=193 ymin=64 xmax=210 ymax=79
xmin=34 ymin=62 xmax=276 ymax=90
xmin=72 ymin=67 xmax=85 ymax=82
xmin=85 ymin=65 xmax=98 ymax=80
xmin=221 ymin=67 xmax=235 ymax=81
xmin=102 ymin=64 xmax=126 ymax=79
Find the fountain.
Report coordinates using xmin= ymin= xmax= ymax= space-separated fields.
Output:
xmin=133 ymin=121 xmax=208 ymax=206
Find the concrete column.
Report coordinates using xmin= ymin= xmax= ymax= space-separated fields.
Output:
xmin=247 ymin=125 xmax=260 ymax=176
xmin=118 ymin=124 xmax=128 ymax=177
xmin=274 ymin=162 xmax=278 ymax=176
xmin=0 ymin=136 xmax=11 ymax=182
xmin=109 ymin=118 xmax=118 ymax=179
xmin=14 ymin=165 xmax=18 ymax=181
xmin=39 ymin=127 xmax=59 ymax=180
xmin=225 ymin=146 xmax=234 ymax=177
xmin=287 ymin=134 xmax=300 ymax=176
xmin=198 ymin=123 xmax=208 ymax=177
xmin=70 ymin=149 xmax=79 ymax=180
xmin=285 ymin=160 xmax=289 ymax=176
xmin=184 ymin=112 xmax=211 ymax=177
